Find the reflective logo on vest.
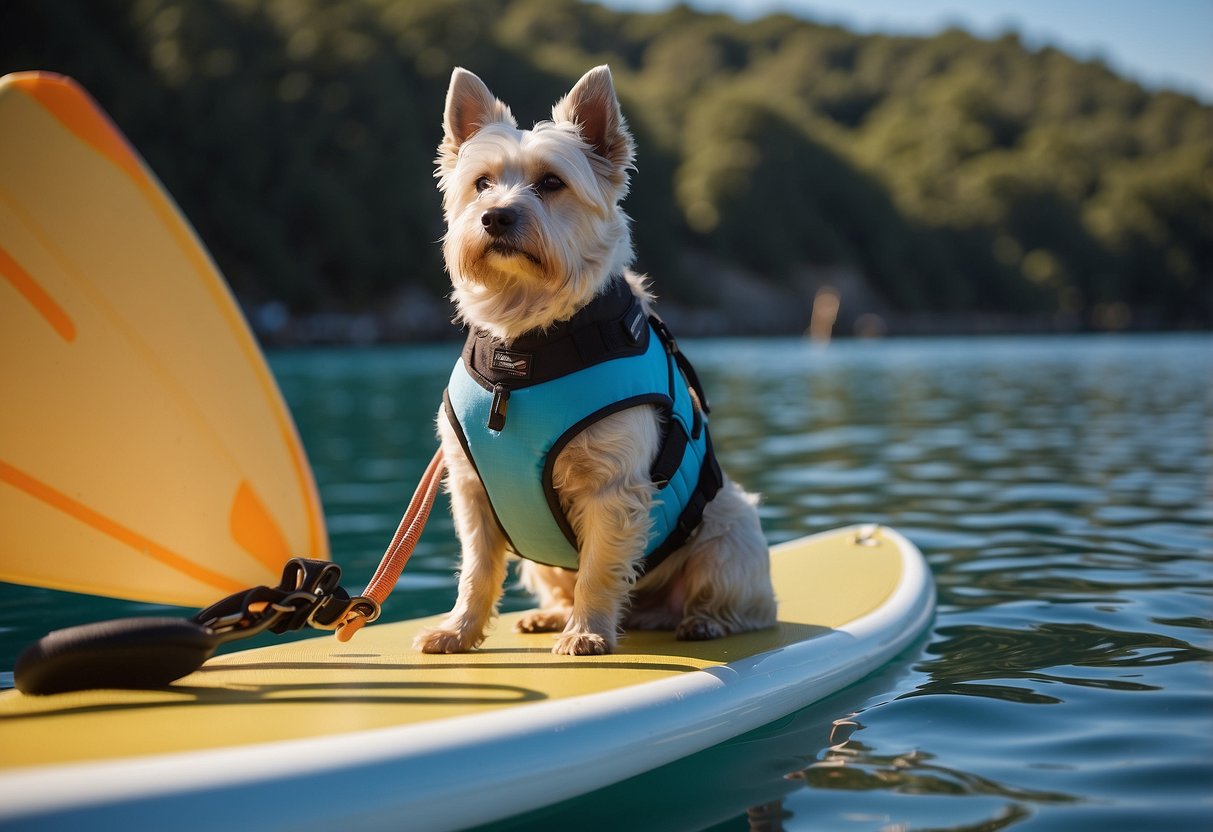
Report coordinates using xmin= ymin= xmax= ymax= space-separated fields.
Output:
xmin=626 ymin=307 xmax=645 ymax=343
xmin=491 ymin=348 xmax=532 ymax=379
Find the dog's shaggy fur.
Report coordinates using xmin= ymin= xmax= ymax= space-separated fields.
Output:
xmin=415 ymin=66 xmax=776 ymax=656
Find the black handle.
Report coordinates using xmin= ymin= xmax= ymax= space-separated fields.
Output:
xmin=12 ymin=558 xmax=373 ymax=695
xmin=14 ymin=617 xmax=220 ymax=695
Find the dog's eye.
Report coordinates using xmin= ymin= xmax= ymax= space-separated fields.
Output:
xmin=474 ymin=176 xmax=492 ymax=193
xmin=535 ymin=174 xmax=565 ymax=195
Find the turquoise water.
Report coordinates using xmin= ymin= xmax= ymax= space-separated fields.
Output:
xmin=2 ymin=334 xmax=1211 ymax=830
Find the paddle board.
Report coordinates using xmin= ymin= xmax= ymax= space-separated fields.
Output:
xmin=0 ymin=524 xmax=934 ymax=830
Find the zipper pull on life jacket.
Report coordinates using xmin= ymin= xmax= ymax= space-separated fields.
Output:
xmin=488 ymin=383 xmax=510 ymax=431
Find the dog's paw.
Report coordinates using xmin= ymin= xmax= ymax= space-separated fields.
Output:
xmin=676 ymin=616 xmax=728 ymax=641
xmin=414 ymin=627 xmax=476 ymax=654
xmin=516 ymin=610 xmax=571 ymax=633
xmin=553 ymin=632 xmax=611 ymax=656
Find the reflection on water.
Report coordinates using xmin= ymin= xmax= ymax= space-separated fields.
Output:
xmin=464 ymin=335 xmax=1212 ymax=831
xmin=1 ymin=334 xmax=1209 ymax=830
xmin=797 ymin=741 xmax=1077 ymax=804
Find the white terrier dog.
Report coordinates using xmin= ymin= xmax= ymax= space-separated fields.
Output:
xmin=415 ymin=65 xmax=776 ymax=656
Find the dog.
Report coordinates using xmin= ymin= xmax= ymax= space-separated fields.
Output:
xmin=414 ymin=65 xmax=776 ymax=657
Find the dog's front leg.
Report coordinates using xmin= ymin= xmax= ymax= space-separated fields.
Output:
xmin=414 ymin=418 xmax=508 ymax=653
xmin=554 ymin=493 xmax=649 ymax=656
xmin=551 ymin=410 xmax=658 ymax=656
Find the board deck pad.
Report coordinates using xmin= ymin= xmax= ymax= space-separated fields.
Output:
xmin=1 ymin=527 xmax=905 ymax=768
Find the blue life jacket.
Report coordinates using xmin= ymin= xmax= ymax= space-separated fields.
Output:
xmin=443 ymin=278 xmax=722 ymax=572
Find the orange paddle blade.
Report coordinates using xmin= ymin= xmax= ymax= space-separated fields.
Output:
xmin=0 ymin=72 xmax=327 ymax=606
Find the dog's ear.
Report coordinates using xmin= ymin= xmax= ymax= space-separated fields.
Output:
xmin=552 ymin=65 xmax=634 ymax=186
xmin=439 ymin=68 xmax=516 ymax=164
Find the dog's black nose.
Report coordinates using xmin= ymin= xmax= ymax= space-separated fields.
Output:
xmin=481 ymin=207 xmax=518 ymax=238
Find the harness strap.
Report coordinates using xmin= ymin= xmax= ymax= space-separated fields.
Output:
xmin=642 ymin=427 xmax=724 ymax=575
xmin=641 ymin=310 xmax=721 ymax=573
xmin=649 ymin=419 xmax=688 ymax=488
xmin=649 ymin=314 xmax=711 ymax=414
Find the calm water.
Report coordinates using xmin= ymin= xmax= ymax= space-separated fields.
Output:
xmin=2 ymin=334 xmax=1211 ymax=830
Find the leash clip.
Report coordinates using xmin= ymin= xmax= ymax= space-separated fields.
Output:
xmin=192 ymin=558 xmax=353 ymax=641
xmin=311 ymin=596 xmax=380 ymax=631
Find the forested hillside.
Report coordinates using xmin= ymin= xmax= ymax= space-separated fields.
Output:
xmin=3 ymin=0 xmax=1209 ymax=338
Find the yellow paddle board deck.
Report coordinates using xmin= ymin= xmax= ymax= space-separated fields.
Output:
xmin=0 ymin=526 xmax=933 ymax=830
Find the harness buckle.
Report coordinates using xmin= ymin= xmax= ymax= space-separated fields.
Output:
xmin=649 ymin=315 xmax=679 ymax=355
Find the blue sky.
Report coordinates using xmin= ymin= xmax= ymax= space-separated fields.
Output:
xmin=598 ymin=0 xmax=1213 ymax=102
